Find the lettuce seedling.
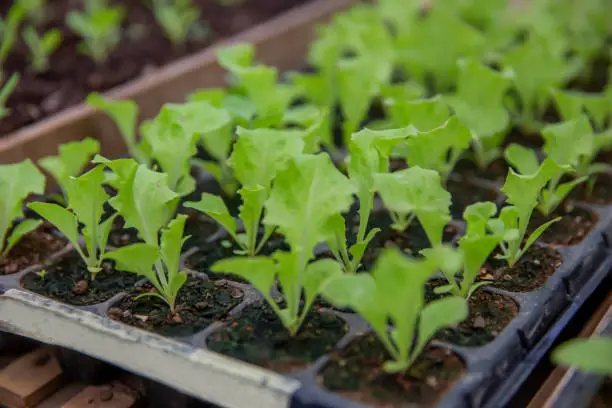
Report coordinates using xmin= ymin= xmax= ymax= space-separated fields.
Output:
xmin=66 ymin=4 xmax=125 ymax=64
xmin=185 ymin=127 xmax=304 ymax=256
xmin=432 ymin=202 xmax=516 ymax=299
xmin=93 ymin=156 xmax=180 ymax=247
xmin=22 ymin=26 xmax=62 ymax=73
xmin=87 ymin=93 xmax=151 ymax=166
xmin=505 ymin=116 xmax=598 ymax=215
xmin=374 ymin=166 xmax=452 ymax=248
xmin=502 ymin=33 xmax=580 ymax=131
xmin=404 ymin=116 xmax=472 ymax=185
xmin=0 ymin=159 xmax=45 ymax=258
xmin=212 ymin=154 xmax=355 ymax=335
xmin=105 ymin=214 xmax=189 ymax=312
xmin=150 ymin=0 xmax=202 ymax=47
xmin=385 ymin=96 xmax=450 ymax=132
xmin=551 ymin=88 xmax=612 ymax=133
xmin=0 ymin=73 xmax=19 ymax=120
xmin=217 ymin=44 xmax=297 ymax=127
xmin=17 ymin=0 xmax=46 ymax=25
xmin=396 ymin=7 xmax=486 ymax=91
xmin=322 ymin=248 xmax=468 ymax=373
xmin=337 ymin=55 xmax=387 ymax=145
xmin=493 ymin=159 xmax=565 ymax=267
xmin=0 ymin=5 xmax=25 ymax=79
xmin=141 ymin=101 xmax=231 ymax=197
xmin=444 ymin=59 xmax=514 ymax=170
xmin=328 ymin=126 xmax=417 ymax=274
xmin=552 ymin=337 xmax=612 ymax=376
xmin=28 ymin=166 xmax=116 ymax=278
xmin=38 ymin=138 xmax=100 ymax=203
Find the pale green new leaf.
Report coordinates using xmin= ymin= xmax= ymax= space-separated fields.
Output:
xmin=184 ymin=193 xmax=236 ymax=239
xmin=264 ymin=154 xmax=355 ymax=258
xmin=542 ymin=115 xmax=593 ymax=168
xmin=160 ymin=214 xmax=189 ymax=300
xmin=374 ymin=166 xmax=451 ymax=246
xmin=27 ymin=202 xmax=80 ymax=249
xmin=212 ymin=256 xmax=277 ymax=302
xmin=302 ymin=258 xmax=343 ymax=313
xmin=103 ymin=161 xmax=179 ymax=246
xmin=404 ymin=116 xmax=472 ymax=183
xmin=0 ymin=159 xmax=46 ymax=255
xmin=505 ymin=143 xmax=540 ymax=175
xmin=414 ymin=296 xmax=468 ymax=362
xmin=552 ymin=337 xmax=612 ymax=376
xmin=229 ymin=127 xmax=305 ymax=191
xmin=3 ymin=219 xmax=42 ymax=257
xmin=385 ymin=96 xmax=450 ymax=132
xmin=105 ymin=243 xmax=161 ymax=291
xmin=38 ymin=137 xmax=100 ymax=199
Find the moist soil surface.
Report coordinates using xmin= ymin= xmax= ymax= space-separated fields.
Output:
xmin=21 ymin=252 xmax=138 ymax=305
xmin=109 ymin=276 xmax=243 ymax=337
xmin=447 ymin=179 xmax=500 ymax=219
xmin=452 ymin=158 xmax=509 ymax=183
xmin=0 ymin=0 xmax=310 ymax=134
xmin=435 ymin=289 xmax=519 ymax=347
xmin=484 ymin=246 xmax=562 ymax=292
xmin=206 ymin=302 xmax=347 ymax=373
xmin=0 ymin=223 xmax=66 ymax=275
xmin=185 ymin=232 xmax=288 ymax=281
xmin=529 ymin=206 xmax=596 ymax=246
xmin=320 ymin=334 xmax=464 ymax=407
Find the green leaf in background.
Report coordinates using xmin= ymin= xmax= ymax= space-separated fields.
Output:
xmin=0 ymin=159 xmax=45 ymax=256
xmin=87 ymin=93 xmax=148 ymax=165
xmin=184 ymin=192 xmax=237 ymax=240
xmin=552 ymin=337 xmax=612 ymax=376
xmin=38 ymin=137 xmax=100 ymax=201
xmin=386 ymin=96 xmax=450 ymax=132
xmin=542 ymin=115 xmax=593 ymax=169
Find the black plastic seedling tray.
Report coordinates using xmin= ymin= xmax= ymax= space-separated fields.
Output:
xmin=1 ymin=167 xmax=612 ymax=408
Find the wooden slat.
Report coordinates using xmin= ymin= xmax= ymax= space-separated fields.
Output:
xmin=61 ymin=381 xmax=138 ymax=408
xmin=0 ymin=348 xmax=64 ymax=408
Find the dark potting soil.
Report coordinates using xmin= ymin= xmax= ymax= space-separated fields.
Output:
xmin=109 ymin=277 xmax=243 ymax=337
xmin=0 ymin=222 xmax=66 ymax=275
xmin=21 ymin=252 xmax=139 ymax=305
xmin=0 ymin=0 xmax=310 ymax=135
xmin=590 ymin=377 xmax=612 ymax=408
xmin=529 ymin=206 xmax=596 ymax=246
xmin=206 ymin=302 xmax=347 ymax=373
xmin=502 ymin=128 xmax=544 ymax=149
xmin=320 ymin=334 xmax=464 ymax=408
xmin=447 ymin=179 xmax=500 ymax=220
xmin=185 ymin=232 xmax=288 ymax=281
xmin=358 ymin=218 xmax=458 ymax=269
xmin=570 ymin=172 xmax=612 ymax=204
xmin=452 ymin=158 xmax=509 ymax=183
xmin=484 ymin=246 xmax=562 ymax=292
xmin=435 ymin=290 xmax=518 ymax=347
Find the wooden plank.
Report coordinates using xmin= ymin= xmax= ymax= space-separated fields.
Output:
xmin=0 ymin=348 xmax=64 ymax=408
xmin=36 ymin=383 xmax=84 ymax=408
xmin=528 ymin=291 xmax=612 ymax=408
xmin=62 ymin=381 xmax=138 ymax=408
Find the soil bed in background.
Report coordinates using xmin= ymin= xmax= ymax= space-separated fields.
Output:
xmin=320 ymin=334 xmax=464 ymax=407
xmin=570 ymin=173 xmax=612 ymax=204
xmin=528 ymin=206 xmax=596 ymax=246
xmin=484 ymin=246 xmax=562 ymax=292
xmin=207 ymin=303 xmax=347 ymax=373
xmin=21 ymin=252 xmax=139 ymax=305
xmin=0 ymin=0 xmax=310 ymax=135
xmin=0 ymin=223 xmax=66 ymax=275
xmin=447 ymin=179 xmax=500 ymax=219
xmin=435 ymin=290 xmax=519 ymax=347
xmin=452 ymin=158 xmax=509 ymax=183
xmin=109 ymin=277 xmax=242 ymax=337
